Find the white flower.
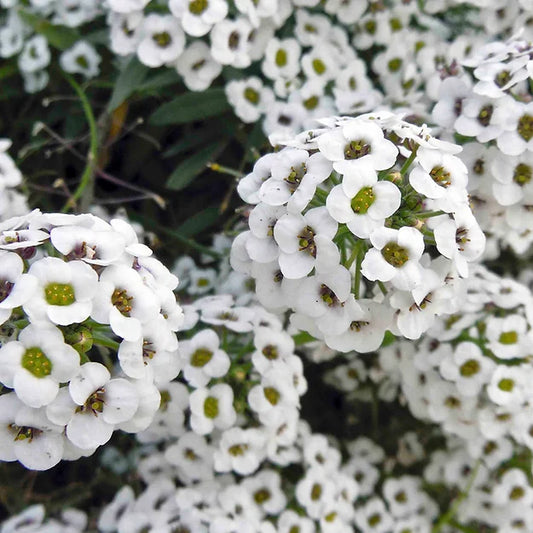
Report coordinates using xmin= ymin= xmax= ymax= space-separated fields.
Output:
xmin=46 ymin=362 xmax=139 ymax=450
xmin=0 ymin=394 xmax=64 ymax=470
xmin=361 ymin=227 xmax=424 ymax=291
xmin=137 ymin=14 xmax=185 ymax=68
xmin=24 ymin=257 xmax=98 ymax=326
xmin=295 ymin=466 xmax=336 ymax=519
xmin=176 ymin=41 xmax=222 ymax=92
xmin=0 ymin=250 xmax=37 ymax=325
xmin=0 ymin=323 xmax=80 ymax=408
xmin=59 ymin=41 xmax=101 ymax=78
xmin=487 ymin=365 xmax=525 ymax=406
xmin=214 ymin=427 xmax=266 ymax=475
xmin=178 ymin=329 xmax=230 ymax=387
xmin=226 ymin=76 xmax=274 ymax=123
xmin=189 ymin=383 xmax=236 ymax=435
xmin=169 ymin=0 xmax=228 ymax=37
xmin=326 ymin=160 xmax=401 ymax=238
xmin=91 ymin=264 xmax=160 ymax=341
xmin=18 ymin=35 xmax=51 ymax=74
xmin=210 ymin=17 xmax=253 ymax=69
xmin=273 ymin=207 xmax=338 ymax=279
xmin=262 ymin=37 xmax=301 ymax=81
xmin=258 ymin=148 xmax=332 ymax=213
xmin=485 ymin=314 xmax=532 ymax=360
xmin=316 ymin=118 xmax=398 ymax=175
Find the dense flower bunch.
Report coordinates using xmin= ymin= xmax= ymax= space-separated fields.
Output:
xmin=0 ymin=139 xmax=28 ymax=221
xmin=380 ymin=265 xmax=533 ymax=454
xmin=231 ymin=112 xmax=485 ymax=353
xmin=0 ymin=209 xmax=182 ymax=470
xmin=431 ymin=37 xmax=533 ymax=256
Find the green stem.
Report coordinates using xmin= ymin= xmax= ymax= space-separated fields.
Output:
xmin=354 ymin=243 xmax=365 ymax=298
xmin=208 ymin=163 xmax=243 ymax=178
xmin=400 ymin=145 xmax=418 ymax=177
xmin=418 ymin=210 xmax=446 ymax=219
xmin=432 ymin=460 xmax=480 ymax=533
xmin=377 ymin=281 xmax=388 ymax=296
xmin=62 ymin=73 xmax=99 ymax=213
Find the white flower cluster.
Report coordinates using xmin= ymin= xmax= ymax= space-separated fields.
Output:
xmin=0 ymin=139 xmax=28 ymax=222
xmin=231 ymin=112 xmax=485 ymax=353
xmin=432 ymin=38 xmax=533 ymax=256
xmin=425 ymin=435 xmax=533 ymax=531
xmin=0 ymin=209 xmax=183 ymax=470
xmin=95 ymin=427 xmax=439 ymax=533
xmin=380 ymin=265 xmax=533 ymax=455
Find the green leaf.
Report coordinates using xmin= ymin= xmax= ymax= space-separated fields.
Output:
xmin=149 ymin=88 xmax=231 ymax=126
xmin=176 ymin=207 xmax=221 ymax=237
xmin=107 ymin=57 xmax=149 ymax=112
xmin=293 ymin=332 xmax=316 ymax=345
xmin=166 ymin=141 xmax=226 ymax=190
xmin=137 ymin=70 xmax=181 ymax=93
xmin=162 ymin=118 xmax=237 ymax=158
xmin=18 ymin=10 xmax=80 ymax=50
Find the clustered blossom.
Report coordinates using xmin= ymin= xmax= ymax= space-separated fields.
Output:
xmin=0 ymin=209 xmax=183 ymax=470
xmin=0 ymin=139 xmax=28 ymax=221
xmin=431 ymin=38 xmax=533 ymax=256
xmin=232 ymin=112 xmax=485 ymax=352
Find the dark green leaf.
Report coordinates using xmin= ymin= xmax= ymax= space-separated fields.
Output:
xmin=149 ymin=88 xmax=230 ymax=126
xmin=107 ymin=57 xmax=149 ymax=112
xmin=137 ymin=70 xmax=181 ymax=93
xmin=18 ymin=10 xmax=80 ymax=50
xmin=166 ymin=141 xmax=226 ymax=190
xmin=163 ymin=118 xmax=237 ymax=158
xmin=176 ymin=206 xmax=220 ymax=237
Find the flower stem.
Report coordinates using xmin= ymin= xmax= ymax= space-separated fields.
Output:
xmin=432 ymin=460 xmax=480 ymax=533
xmin=61 ymin=73 xmax=99 ymax=213
xmin=400 ymin=145 xmax=419 ymax=177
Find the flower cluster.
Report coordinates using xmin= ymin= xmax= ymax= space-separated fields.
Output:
xmin=0 ymin=209 xmax=182 ymax=470
xmin=0 ymin=139 xmax=28 ymax=222
xmin=232 ymin=112 xmax=485 ymax=353
xmin=431 ymin=38 xmax=533 ymax=256
xmin=381 ymin=265 xmax=533 ymax=455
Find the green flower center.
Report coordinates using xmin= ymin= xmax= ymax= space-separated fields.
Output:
xmin=45 ymin=282 xmax=76 ymax=306
xmin=0 ymin=279 xmax=14 ymax=303
xmin=498 ymin=378 xmax=514 ymax=392
xmin=203 ymin=396 xmax=219 ymax=419
xmin=390 ymin=17 xmax=402 ymax=31
xmin=275 ymin=49 xmax=287 ymax=67
xmin=244 ymin=87 xmax=260 ymax=104
xmin=189 ymin=0 xmax=208 ymax=14
xmin=312 ymin=59 xmax=326 ymax=75
xmin=284 ymin=163 xmax=307 ymax=192
xmin=190 ymin=348 xmax=213 ymax=367
xmin=460 ymin=359 xmax=480 ymax=377
xmin=262 ymin=345 xmax=278 ymax=360
xmin=21 ymin=347 xmax=52 ymax=378
xmin=510 ymin=486 xmax=525 ymax=500
xmin=445 ymin=396 xmax=461 ymax=408
xmin=351 ymin=186 xmax=375 ymax=214
xmin=75 ymin=55 xmax=89 ymax=69
xmin=477 ymin=105 xmax=493 ymax=126
xmin=76 ymin=387 xmax=105 ymax=415
xmin=430 ymin=166 xmax=451 ymax=187
xmin=228 ymin=31 xmax=240 ymax=50
xmin=298 ymin=225 xmax=317 ymax=257
xmin=324 ymin=512 xmax=337 ymax=522
xmin=473 ymin=158 xmax=484 ymax=174
xmin=303 ymin=96 xmax=319 ymax=110
xmin=518 ymin=114 xmax=533 ymax=142
xmin=254 ymin=488 xmax=271 ymax=504
xmin=368 ymin=513 xmax=381 ymax=526
xmin=152 ymin=32 xmax=171 ymax=48
xmin=319 ymin=284 xmax=340 ymax=308
xmin=344 ymin=139 xmax=371 ymax=160
xmin=395 ymin=490 xmax=407 ymax=503
xmin=159 ymin=390 xmax=171 ymax=411
xmin=364 ymin=20 xmax=376 ymax=34
xmin=513 ymin=163 xmax=532 ymax=185
xmin=350 ymin=320 xmax=369 ymax=331
xmin=191 ymin=59 xmax=206 ymax=71
xmin=196 ymin=277 xmax=210 ymax=287
xmin=499 ymin=331 xmax=518 ymax=344
xmin=229 ymin=443 xmax=248 ymax=456
xmin=495 ymin=69 xmax=511 ymax=88
xmin=111 ymin=288 xmax=133 ymax=316
xmin=381 ymin=242 xmax=409 ymax=267
xmin=304 ymin=24 xmax=317 ymax=33
xmin=388 ymin=58 xmax=402 ymax=72
xmin=264 ymin=386 xmax=280 ymax=405
xmin=311 ymin=483 xmax=322 ymax=501
xmin=483 ymin=441 xmax=497 ymax=454
xmin=10 ymin=424 xmax=42 ymax=442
